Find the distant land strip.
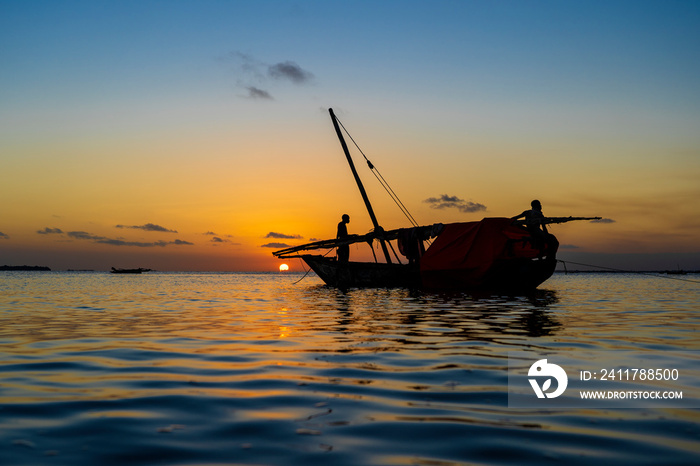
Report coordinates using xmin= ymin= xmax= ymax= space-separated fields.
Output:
xmin=0 ymin=265 xmax=51 ymax=271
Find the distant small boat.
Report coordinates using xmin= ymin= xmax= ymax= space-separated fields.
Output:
xmin=111 ymin=267 xmax=151 ymax=274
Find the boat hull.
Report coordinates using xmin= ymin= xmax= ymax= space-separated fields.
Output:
xmin=301 ymin=255 xmax=421 ymax=288
xmin=420 ymin=257 xmax=557 ymax=291
xmin=300 ymin=254 xmax=556 ymax=291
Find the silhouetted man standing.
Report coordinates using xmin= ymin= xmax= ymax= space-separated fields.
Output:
xmin=337 ymin=214 xmax=350 ymax=262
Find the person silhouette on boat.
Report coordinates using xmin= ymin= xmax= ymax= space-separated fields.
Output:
xmin=512 ymin=200 xmax=558 ymax=255
xmin=337 ymin=214 xmax=350 ymax=262
xmin=512 ymin=200 xmax=548 ymax=236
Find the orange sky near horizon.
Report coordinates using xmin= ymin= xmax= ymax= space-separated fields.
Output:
xmin=2 ymin=1 xmax=699 ymax=272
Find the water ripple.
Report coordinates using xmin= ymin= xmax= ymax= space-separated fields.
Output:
xmin=0 ymin=272 xmax=698 ymax=464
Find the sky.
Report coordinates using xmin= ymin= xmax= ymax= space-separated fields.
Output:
xmin=1 ymin=0 xmax=699 ymax=272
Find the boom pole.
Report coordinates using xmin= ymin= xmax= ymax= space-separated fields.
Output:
xmin=329 ymin=108 xmax=392 ymax=264
xmin=543 ymin=216 xmax=602 ymax=225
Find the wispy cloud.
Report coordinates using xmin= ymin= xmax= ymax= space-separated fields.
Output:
xmin=64 ymin=230 xmax=193 ymax=247
xmin=265 ymin=232 xmax=303 ymax=239
xmin=222 ymin=52 xmax=315 ymax=100
xmin=424 ymin=195 xmax=487 ymax=213
xmin=203 ymin=231 xmax=239 ymax=245
xmin=116 ymin=223 xmax=178 ymax=233
xmin=245 ymin=86 xmax=273 ymax=100
xmin=0 ymin=231 xmax=8 ymax=239
xmin=261 ymin=242 xmax=291 ymax=249
xmin=591 ymin=218 xmax=616 ymax=224
xmin=37 ymin=227 xmax=63 ymax=235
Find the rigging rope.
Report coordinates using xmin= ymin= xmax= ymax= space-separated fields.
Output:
xmin=291 ymin=259 xmax=313 ymax=285
xmin=557 ymin=260 xmax=700 ymax=284
xmin=291 ymin=247 xmax=334 ymax=285
xmin=335 ymin=116 xmax=420 ymax=228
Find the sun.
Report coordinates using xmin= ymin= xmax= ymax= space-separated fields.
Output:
xmin=279 ymin=263 xmax=289 ymax=272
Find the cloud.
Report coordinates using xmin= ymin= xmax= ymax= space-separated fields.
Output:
xmin=35 ymin=225 xmax=193 ymax=248
xmin=37 ymin=227 xmax=63 ymax=235
xmin=245 ymin=86 xmax=273 ymax=100
xmin=559 ymin=244 xmax=580 ymax=249
xmin=423 ymin=195 xmax=487 ymax=213
xmin=261 ymin=242 xmax=291 ymax=249
xmin=265 ymin=232 xmax=303 ymax=239
xmin=591 ymin=218 xmax=616 ymax=224
xmin=0 ymin=231 xmax=8 ymax=239
xmin=95 ymin=238 xmax=146 ymax=247
xmin=171 ymin=239 xmax=194 ymax=246
xmin=116 ymin=223 xmax=177 ymax=233
xmin=268 ymin=61 xmax=314 ymax=84
xmin=95 ymin=239 xmax=193 ymax=247
xmin=210 ymin=237 xmax=234 ymax=244
xmin=68 ymin=231 xmax=104 ymax=240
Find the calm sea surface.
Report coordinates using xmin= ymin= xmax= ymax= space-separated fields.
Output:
xmin=1 ymin=271 xmax=698 ymax=465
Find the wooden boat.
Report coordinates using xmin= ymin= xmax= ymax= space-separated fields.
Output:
xmin=273 ymin=109 xmax=598 ymax=291
xmin=275 ymin=218 xmax=563 ymax=291
xmin=110 ymin=267 xmax=151 ymax=274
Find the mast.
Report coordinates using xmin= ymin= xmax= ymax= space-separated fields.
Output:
xmin=329 ymin=108 xmax=392 ymax=264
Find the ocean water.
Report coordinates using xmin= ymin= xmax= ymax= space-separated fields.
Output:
xmin=0 ymin=271 xmax=698 ymax=465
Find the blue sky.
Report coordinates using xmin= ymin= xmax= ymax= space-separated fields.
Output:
xmin=5 ymin=1 xmax=698 ymax=106
xmin=1 ymin=1 xmax=699 ymax=271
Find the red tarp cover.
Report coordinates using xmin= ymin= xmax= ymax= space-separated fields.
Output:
xmin=419 ymin=218 xmax=547 ymax=286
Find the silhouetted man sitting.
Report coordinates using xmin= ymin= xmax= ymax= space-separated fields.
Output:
xmin=512 ymin=200 xmax=548 ymax=236
xmin=512 ymin=200 xmax=558 ymax=255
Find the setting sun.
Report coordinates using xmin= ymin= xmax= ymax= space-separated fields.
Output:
xmin=279 ymin=264 xmax=289 ymax=272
